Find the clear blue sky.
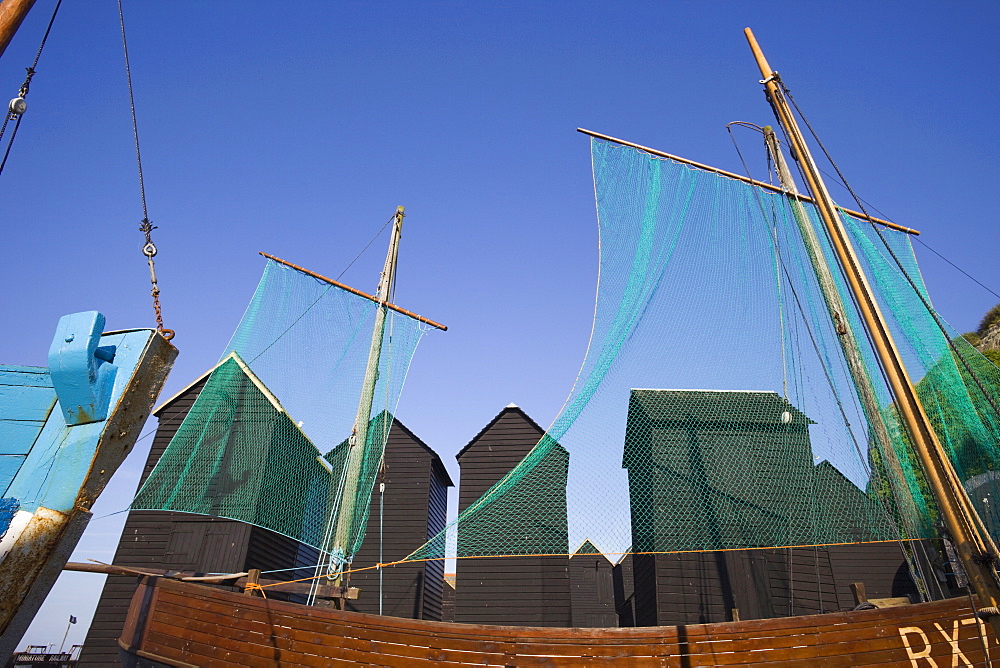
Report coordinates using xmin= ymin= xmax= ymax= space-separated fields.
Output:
xmin=2 ymin=0 xmax=998 ymax=650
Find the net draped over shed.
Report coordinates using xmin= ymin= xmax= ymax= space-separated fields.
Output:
xmin=409 ymin=138 xmax=1000 ymax=565
xmin=133 ymin=259 xmax=429 ymax=558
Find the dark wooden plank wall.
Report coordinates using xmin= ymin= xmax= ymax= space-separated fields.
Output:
xmin=79 ymin=375 xmax=319 ymax=665
xmin=421 ymin=460 xmax=451 ymax=619
xmin=633 ymin=542 xmax=924 ymax=627
xmin=453 ymin=406 xmax=573 ymax=626
xmin=81 ymin=374 xmax=453 ymax=664
xmin=766 ymin=546 xmax=842 ymax=617
xmin=244 ymin=526 xmax=321 ymax=606
xmin=826 ymin=541 xmax=929 ymax=606
xmin=569 ymin=550 xmax=617 ymax=627
xmin=456 ymin=407 xmax=548 ymax=515
xmin=441 ymin=578 xmax=456 ymax=622
xmin=343 ymin=420 xmax=451 ymax=621
xmin=613 ymin=553 xmax=636 ymax=627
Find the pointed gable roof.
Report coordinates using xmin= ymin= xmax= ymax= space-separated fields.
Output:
xmin=394 ymin=417 xmax=455 ymax=487
xmin=151 ymin=363 xmax=218 ymax=416
xmin=456 ymin=404 xmax=547 ymax=461
xmin=154 ymin=362 xmax=453 ymax=487
xmin=571 ymin=539 xmax=612 ymax=564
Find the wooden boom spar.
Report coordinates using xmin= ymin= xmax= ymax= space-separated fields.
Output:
xmin=259 ymin=252 xmax=447 ymax=331
xmin=744 ymin=26 xmax=1000 ymax=632
xmin=576 ymin=127 xmax=919 ymax=236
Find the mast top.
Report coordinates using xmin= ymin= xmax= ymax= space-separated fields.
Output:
xmin=744 ymin=28 xmax=776 ymax=80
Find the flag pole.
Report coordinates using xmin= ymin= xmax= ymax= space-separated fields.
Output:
xmin=58 ymin=615 xmax=75 ymax=653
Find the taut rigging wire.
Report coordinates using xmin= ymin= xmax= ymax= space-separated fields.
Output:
xmin=776 ymin=76 xmax=1000 ymax=423
xmin=814 ymin=173 xmax=1000 ymax=303
xmin=0 ymin=0 xmax=62 ymax=176
xmin=118 ymin=0 xmax=173 ymax=340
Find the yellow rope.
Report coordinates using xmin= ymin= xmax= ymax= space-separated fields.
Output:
xmin=244 ymin=582 xmax=267 ymax=598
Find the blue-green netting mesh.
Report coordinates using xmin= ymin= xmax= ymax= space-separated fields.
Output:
xmin=133 ymin=259 xmax=429 ymax=556
xmin=408 ymin=138 xmax=1000 ymax=563
xmin=838 ymin=211 xmax=1000 ymax=537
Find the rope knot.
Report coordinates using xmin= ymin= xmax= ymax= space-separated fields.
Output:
xmin=243 ymin=582 xmax=267 ymax=599
xmin=18 ymin=67 xmax=35 ymax=98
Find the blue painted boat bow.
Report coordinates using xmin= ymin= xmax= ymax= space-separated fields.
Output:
xmin=0 ymin=311 xmax=176 ymax=654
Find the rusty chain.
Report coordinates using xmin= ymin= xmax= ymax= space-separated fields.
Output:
xmin=139 ymin=218 xmax=173 ymax=340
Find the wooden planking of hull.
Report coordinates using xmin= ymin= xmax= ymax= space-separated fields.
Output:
xmin=120 ymin=576 xmax=994 ymax=667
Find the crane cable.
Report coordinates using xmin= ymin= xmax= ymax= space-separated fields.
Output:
xmin=118 ymin=0 xmax=173 ymax=340
xmin=0 ymin=0 xmax=63 ymax=176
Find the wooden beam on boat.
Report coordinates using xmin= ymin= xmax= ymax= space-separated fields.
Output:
xmin=576 ymin=127 xmax=920 ymax=236
xmin=62 ymin=562 xmax=358 ymax=600
xmin=118 ymin=576 xmax=997 ymax=667
xmin=0 ymin=0 xmax=36 ymax=60
xmin=259 ymin=252 xmax=448 ymax=331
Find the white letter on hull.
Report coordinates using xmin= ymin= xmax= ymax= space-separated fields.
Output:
xmin=898 ymin=626 xmax=937 ymax=667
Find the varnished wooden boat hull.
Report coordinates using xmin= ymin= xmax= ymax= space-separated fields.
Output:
xmin=120 ymin=576 xmax=995 ymax=666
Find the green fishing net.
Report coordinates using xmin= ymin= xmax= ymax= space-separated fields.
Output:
xmin=409 ymin=138 xmax=1000 ymax=564
xmin=133 ymin=259 xmax=429 ymax=557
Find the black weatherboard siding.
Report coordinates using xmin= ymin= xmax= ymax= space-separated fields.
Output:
xmin=631 ymin=543 xmax=924 ymax=625
xmin=623 ymin=389 xmax=923 ymax=625
xmin=453 ymin=405 xmax=574 ymax=626
xmin=78 ymin=369 xmax=450 ymax=665
xmin=341 ymin=419 xmax=453 ymax=621
xmin=613 ymin=552 xmax=636 ymax=627
xmin=78 ymin=373 xmax=319 ymax=666
xmin=569 ymin=540 xmax=617 ymax=627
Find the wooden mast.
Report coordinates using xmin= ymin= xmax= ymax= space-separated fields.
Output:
xmin=745 ymin=27 xmax=1000 ymax=627
xmin=761 ymin=126 xmax=921 ymax=534
xmin=0 ymin=0 xmax=36 ymax=60
xmin=318 ymin=205 xmax=405 ymax=601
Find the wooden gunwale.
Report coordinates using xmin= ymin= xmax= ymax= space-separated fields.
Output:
xmin=151 ymin=596 xmax=973 ymax=659
xmin=151 ymin=577 xmax=966 ymax=638
xmin=146 ymin=601 xmax=979 ymax=666
xmin=121 ymin=577 xmax=994 ymax=667
xmin=149 ymin=612 xmax=507 ymax=666
xmin=156 ymin=576 xmax=966 ymax=638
